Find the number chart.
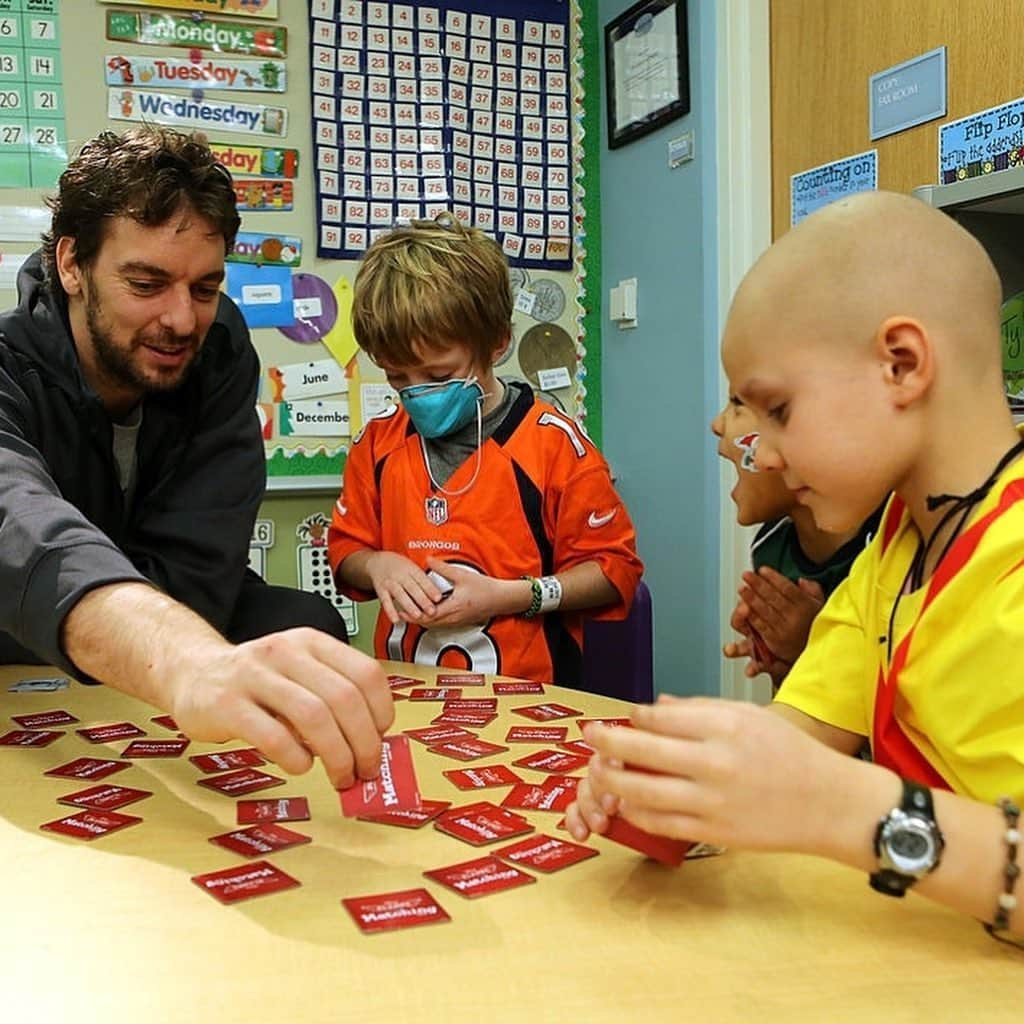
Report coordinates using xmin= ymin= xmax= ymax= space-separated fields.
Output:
xmin=0 ymin=0 xmax=65 ymax=189
xmin=308 ymin=0 xmax=578 ymax=269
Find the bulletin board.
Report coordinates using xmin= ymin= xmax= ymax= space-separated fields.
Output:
xmin=0 ymin=0 xmax=604 ymax=493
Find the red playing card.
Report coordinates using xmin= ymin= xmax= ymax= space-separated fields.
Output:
xmin=0 ymin=729 xmax=63 ymax=747
xmin=558 ymin=739 xmax=595 ymax=758
xmin=443 ymin=764 xmax=523 ymax=790
xmin=150 ymin=714 xmax=179 ymax=731
xmin=435 ymin=672 xmax=486 ymax=687
xmin=121 ymin=738 xmax=190 ymax=758
xmin=76 ymin=722 xmax=146 ymax=743
xmin=501 ymin=781 xmax=576 ymax=813
xmin=424 ymin=854 xmax=536 ymax=898
xmin=57 ymin=784 xmax=152 ymax=811
xmin=430 ymin=711 xmax=497 ymax=728
xmin=426 ymin=737 xmax=509 ymax=762
xmin=492 ymin=680 xmax=545 ymax=695
xmin=505 ymin=725 xmax=569 ymax=744
xmin=494 ymin=833 xmax=599 ymax=872
xmin=197 ymin=768 xmax=286 ymax=797
xmin=434 ymin=803 xmax=535 ymax=846
xmin=512 ymin=702 xmax=582 ymax=722
xmin=387 ymin=674 xmax=425 ymax=690
xmin=191 ymin=861 xmax=300 ymax=904
xmin=408 ymin=687 xmax=463 ymax=702
xmin=45 ymin=757 xmax=130 ymax=781
xmin=40 ymin=809 xmax=142 ymax=841
xmin=342 ymin=887 xmax=450 ymax=933
xmin=11 ymin=709 xmax=78 ymax=729
xmin=339 ymin=737 xmax=419 ymax=815
xmin=443 ymin=698 xmax=498 ymax=711
xmin=190 ymin=748 xmax=267 ymax=774
xmin=209 ymin=823 xmax=312 ymax=857
xmin=237 ymin=797 xmax=311 ymax=825
xmin=577 ymin=717 xmax=633 ymax=732
xmin=749 ymin=625 xmax=775 ymax=666
xmin=358 ymin=799 xmax=452 ymax=829
xmin=512 ymin=749 xmax=590 ymax=774
xmin=602 ymin=815 xmax=694 ymax=866
xmin=340 ymin=735 xmax=421 ymax=817
xmin=404 ymin=724 xmax=477 ymax=746
xmin=439 ymin=800 xmax=529 ymax=825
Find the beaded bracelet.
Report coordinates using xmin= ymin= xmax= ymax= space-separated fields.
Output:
xmin=983 ymin=796 xmax=1022 ymax=948
xmin=520 ymin=576 xmax=543 ymax=619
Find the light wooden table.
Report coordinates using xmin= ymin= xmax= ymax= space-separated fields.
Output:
xmin=0 ymin=662 xmax=1019 ymax=1022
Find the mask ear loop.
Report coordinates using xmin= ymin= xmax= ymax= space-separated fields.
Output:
xmin=420 ymin=391 xmax=485 ymax=497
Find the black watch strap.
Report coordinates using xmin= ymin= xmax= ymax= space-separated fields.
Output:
xmin=869 ymin=779 xmax=940 ymax=898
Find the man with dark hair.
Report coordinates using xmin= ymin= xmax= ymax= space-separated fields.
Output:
xmin=0 ymin=127 xmax=392 ymax=789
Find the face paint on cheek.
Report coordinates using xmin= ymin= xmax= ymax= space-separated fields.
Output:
xmin=732 ymin=432 xmax=760 ymax=472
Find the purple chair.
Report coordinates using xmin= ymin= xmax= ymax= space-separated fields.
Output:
xmin=579 ymin=580 xmax=653 ymax=703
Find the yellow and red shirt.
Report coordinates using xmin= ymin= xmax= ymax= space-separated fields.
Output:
xmin=328 ymin=385 xmax=643 ymax=685
xmin=776 ymin=460 xmax=1024 ymax=805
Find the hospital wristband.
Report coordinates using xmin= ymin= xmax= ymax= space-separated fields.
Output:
xmin=521 ymin=575 xmax=562 ymax=618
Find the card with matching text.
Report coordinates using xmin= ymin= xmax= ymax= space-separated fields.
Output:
xmin=512 ymin=703 xmax=582 ymax=722
xmin=505 ymin=725 xmax=569 ymax=744
xmin=190 ymin=748 xmax=267 ymax=774
xmin=209 ymin=823 xmax=312 ymax=858
xmin=0 ymin=729 xmax=64 ymax=747
xmin=41 ymin=809 xmax=142 ymax=841
xmin=494 ymin=833 xmax=599 ymax=872
xmin=426 ymin=737 xmax=509 ymax=763
xmin=76 ymin=722 xmax=146 ymax=743
xmin=57 ymin=784 xmax=153 ymax=811
xmin=424 ymin=855 xmax=536 ymax=898
xmin=45 ymin=757 xmax=130 ymax=781
xmin=11 ymin=710 xmax=79 ymax=729
xmin=442 ymin=764 xmax=523 ymax=790
xmin=197 ymin=767 xmax=286 ymax=797
xmin=342 ymin=887 xmax=450 ymax=933
xmin=340 ymin=735 xmax=421 ymax=817
xmin=121 ymin=739 xmax=190 ymax=759
xmin=191 ymin=861 xmax=301 ymax=904
xmin=237 ymin=797 xmax=311 ymax=824
xmin=358 ymin=799 xmax=453 ymax=829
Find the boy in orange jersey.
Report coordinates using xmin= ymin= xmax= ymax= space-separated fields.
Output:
xmin=568 ymin=193 xmax=1024 ymax=943
xmin=328 ymin=214 xmax=643 ymax=686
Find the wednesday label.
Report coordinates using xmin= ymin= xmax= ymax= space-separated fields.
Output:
xmin=108 ymin=87 xmax=287 ymax=137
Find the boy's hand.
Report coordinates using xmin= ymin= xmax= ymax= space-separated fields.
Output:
xmin=364 ymin=551 xmax=450 ymax=624
xmin=738 ymin=568 xmax=824 ymax=665
xmin=567 ymin=697 xmax=853 ymax=853
xmin=723 ymin=601 xmax=789 ymax=680
xmin=415 ymin=557 xmax=528 ymax=628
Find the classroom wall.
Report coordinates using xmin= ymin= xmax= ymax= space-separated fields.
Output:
xmin=598 ymin=0 xmax=720 ymax=696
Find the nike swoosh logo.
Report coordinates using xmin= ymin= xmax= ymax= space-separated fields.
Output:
xmin=587 ymin=510 xmax=617 ymax=528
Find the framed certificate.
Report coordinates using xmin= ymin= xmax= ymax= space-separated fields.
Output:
xmin=605 ymin=0 xmax=689 ymax=149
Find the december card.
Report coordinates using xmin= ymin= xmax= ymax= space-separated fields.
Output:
xmin=424 ymin=855 xmax=536 ymax=898
xmin=342 ymin=888 xmax=450 ymax=933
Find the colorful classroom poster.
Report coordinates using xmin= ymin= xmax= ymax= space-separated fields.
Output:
xmin=0 ymin=0 xmax=66 ymax=189
xmin=308 ymin=0 xmax=573 ymax=268
xmin=209 ymin=141 xmax=297 ymax=178
xmin=104 ymin=54 xmax=287 ymax=93
xmin=106 ymin=10 xmax=287 ymax=59
xmin=234 ymin=178 xmax=293 ymax=211
xmin=108 ymin=87 xmax=287 ymax=137
xmin=98 ymin=0 xmax=279 ymax=19
xmin=227 ymin=231 xmax=302 ymax=266
xmin=939 ymin=95 xmax=1024 ymax=184
xmin=224 ymin=263 xmax=295 ymax=329
xmin=790 ymin=149 xmax=877 ymax=227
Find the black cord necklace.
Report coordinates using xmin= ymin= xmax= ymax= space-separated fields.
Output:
xmin=886 ymin=437 xmax=1024 ymax=662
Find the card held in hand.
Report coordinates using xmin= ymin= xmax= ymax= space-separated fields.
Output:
xmin=339 ymin=734 xmax=421 ymax=817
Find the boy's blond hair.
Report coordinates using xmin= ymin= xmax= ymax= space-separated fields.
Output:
xmin=352 ymin=213 xmax=513 ymax=368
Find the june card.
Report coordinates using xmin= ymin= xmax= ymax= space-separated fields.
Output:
xmin=512 ymin=703 xmax=582 ymax=722
xmin=209 ymin=824 xmax=312 ymax=858
xmin=237 ymin=797 xmax=311 ymax=824
xmin=443 ymin=764 xmax=523 ymax=790
xmin=191 ymin=861 xmax=301 ymax=904
xmin=424 ymin=854 xmax=536 ymax=898
xmin=197 ymin=768 xmax=286 ymax=797
xmin=342 ymin=887 xmax=450 ymax=933
xmin=11 ymin=710 xmax=79 ymax=729
xmin=57 ymin=784 xmax=153 ymax=811
xmin=41 ymin=809 xmax=143 ymax=841
xmin=505 ymin=725 xmax=568 ymax=744
xmin=435 ymin=672 xmax=486 ymax=687
xmin=494 ymin=834 xmax=599 ymax=872
xmin=0 ymin=729 xmax=64 ymax=747
xmin=426 ymin=737 xmax=509 ymax=762
xmin=511 ymin=749 xmax=590 ymax=774
xmin=339 ymin=735 xmax=421 ymax=817
xmin=492 ymin=681 xmax=545 ymax=695
xmin=121 ymin=739 xmax=190 ymax=759
xmin=45 ymin=757 xmax=130 ymax=781
xmin=358 ymin=799 xmax=452 ymax=829
xmin=76 ymin=722 xmax=146 ymax=744
xmin=190 ymin=748 xmax=267 ymax=774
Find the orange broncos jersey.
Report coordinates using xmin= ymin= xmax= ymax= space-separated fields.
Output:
xmin=327 ymin=383 xmax=643 ymax=685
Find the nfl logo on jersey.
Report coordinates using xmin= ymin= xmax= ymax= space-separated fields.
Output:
xmin=425 ymin=496 xmax=448 ymax=526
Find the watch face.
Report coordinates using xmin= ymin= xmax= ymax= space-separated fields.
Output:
xmin=890 ymin=829 xmax=930 ymax=860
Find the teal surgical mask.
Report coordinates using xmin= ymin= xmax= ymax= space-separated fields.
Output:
xmin=399 ymin=376 xmax=484 ymax=439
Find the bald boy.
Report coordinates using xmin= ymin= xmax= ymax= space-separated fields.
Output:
xmin=568 ymin=192 xmax=1024 ymax=942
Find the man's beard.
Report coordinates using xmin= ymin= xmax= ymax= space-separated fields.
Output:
xmin=84 ymin=285 xmax=201 ymax=396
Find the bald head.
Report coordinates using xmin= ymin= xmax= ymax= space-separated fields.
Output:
xmin=726 ymin=191 xmax=1003 ymax=386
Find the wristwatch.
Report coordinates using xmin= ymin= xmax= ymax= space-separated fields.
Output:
xmin=869 ymin=779 xmax=945 ymax=897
